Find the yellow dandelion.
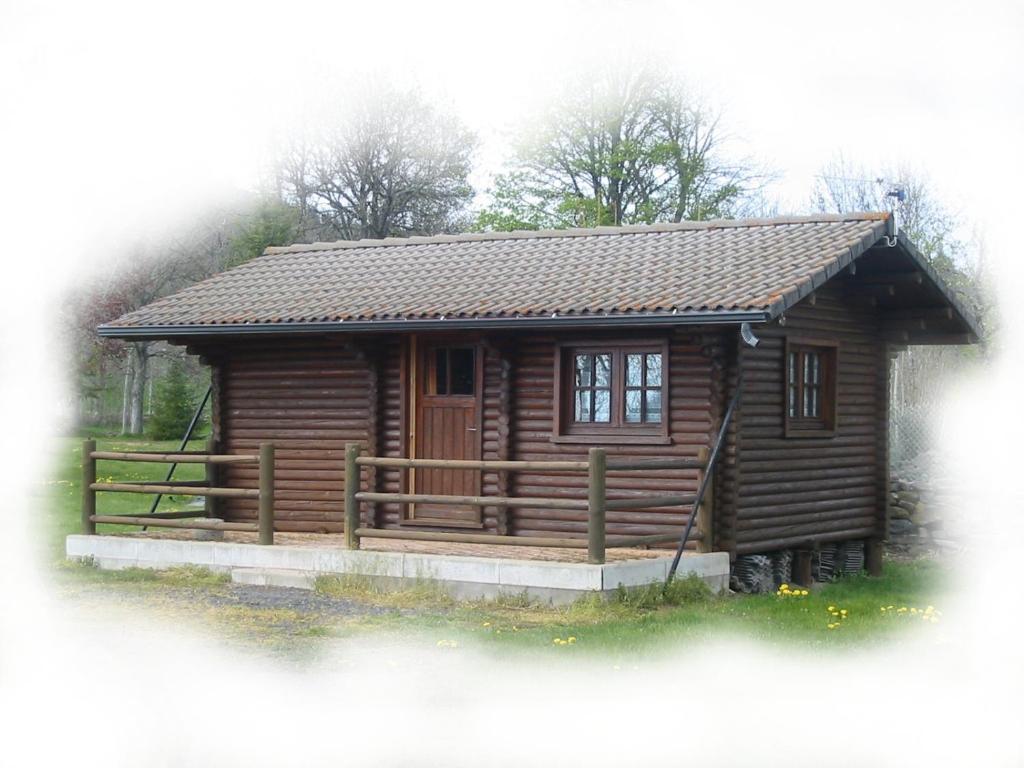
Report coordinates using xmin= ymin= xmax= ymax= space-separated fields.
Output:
xmin=827 ymin=605 xmax=836 ymax=612
xmin=780 ymin=584 xmax=790 ymax=591
xmin=840 ymin=609 xmax=848 ymax=615
xmin=800 ymin=590 xmax=809 ymax=596
xmin=553 ymin=638 xmax=562 ymax=645
xmin=483 ymin=622 xmax=491 ymax=627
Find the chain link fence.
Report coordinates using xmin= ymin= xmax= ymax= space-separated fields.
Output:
xmin=889 ymin=346 xmax=973 ymax=480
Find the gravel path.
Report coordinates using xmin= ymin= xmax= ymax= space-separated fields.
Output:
xmin=202 ymin=583 xmax=415 ymax=617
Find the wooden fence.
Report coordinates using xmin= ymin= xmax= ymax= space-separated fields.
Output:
xmin=345 ymin=444 xmax=713 ymax=564
xmin=80 ymin=439 xmax=276 ymax=545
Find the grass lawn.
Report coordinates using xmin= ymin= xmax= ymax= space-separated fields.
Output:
xmin=42 ymin=435 xmax=950 ymax=659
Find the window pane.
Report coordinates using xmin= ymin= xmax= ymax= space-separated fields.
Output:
xmin=575 ymin=390 xmax=591 ymax=422
xmin=803 ymin=384 xmax=810 ymax=417
xmin=626 ymin=354 xmax=642 ymax=387
xmin=594 ymin=354 xmax=611 ymax=387
xmin=449 ymin=348 xmax=475 ymax=395
xmin=594 ymin=390 xmax=611 ymax=423
xmin=803 ymin=353 xmax=812 ymax=384
xmin=646 ymin=353 xmax=662 ymax=386
xmin=434 ymin=348 xmax=448 ymax=394
xmin=810 ymin=386 xmax=819 ymax=417
xmin=574 ymin=354 xmax=591 ymax=387
xmin=788 ymin=352 xmax=796 ymax=385
xmin=645 ymin=390 xmax=662 ymax=423
xmin=788 ymin=385 xmax=796 ymax=418
xmin=625 ymin=390 xmax=642 ymax=422
xmin=811 ymin=353 xmax=820 ymax=384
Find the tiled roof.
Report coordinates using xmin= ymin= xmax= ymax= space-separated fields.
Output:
xmin=102 ymin=213 xmax=895 ymax=333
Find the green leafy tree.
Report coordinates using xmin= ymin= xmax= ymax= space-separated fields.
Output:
xmin=148 ymin=360 xmax=200 ymax=440
xmin=475 ymin=65 xmax=764 ymax=231
xmin=226 ymin=198 xmax=301 ymax=267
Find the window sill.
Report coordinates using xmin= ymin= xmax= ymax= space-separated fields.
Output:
xmin=551 ymin=434 xmax=673 ymax=446
xmin=783 ymin=428 xmax=837 ymax=439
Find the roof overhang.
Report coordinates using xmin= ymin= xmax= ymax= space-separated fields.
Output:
xmin=97 ymin=309 xmax=771 ymax=341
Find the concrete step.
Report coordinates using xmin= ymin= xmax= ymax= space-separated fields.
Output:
xmin=231 ymin=567 xmax=317 ymax=590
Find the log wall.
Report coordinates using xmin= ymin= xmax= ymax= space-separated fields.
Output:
xmin=202 ymin=329 xmax=729 ymax=542
xmin=726 ymin=284 xmax=888 ymax=555
xmin=201 ymin=301 xmax=888 ymax=554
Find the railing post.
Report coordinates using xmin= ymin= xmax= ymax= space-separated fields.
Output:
xmin=204 ymin=437 xmax=220 ymax=519
xmin=696 ymin=446 xmax=713 ymax=553
xmin=81 ymin=439 xmax=96 ymax=535
xmin=587 ymin=447 xmax=606 ymax=565
xmin=344 ymin=442 xmax=361 ymax=550
xmin=258 ymin=442 xmax=274 ymax=545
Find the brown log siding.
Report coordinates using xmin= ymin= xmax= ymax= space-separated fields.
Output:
xmin=204 ymin=302 xmax=887 ymax=553
xmin=215 ymin=338 xmax=369 ymax=532
xmin=727 ymin=284 xmax=886 ymax=555
xmin=205 ymin=329 xmax=728 ymax=544
xmin=507 ymin=329 xmax=724 ymax=542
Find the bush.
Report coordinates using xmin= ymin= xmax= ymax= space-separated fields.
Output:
xmin=148 ymin=361 xmax=201 ymax=440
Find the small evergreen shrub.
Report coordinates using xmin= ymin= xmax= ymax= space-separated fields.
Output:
xmin=148 ymin=361 xmax=200 ymax=440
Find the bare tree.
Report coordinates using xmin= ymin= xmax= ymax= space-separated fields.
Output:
xmin=811 ymin=155 xmax=988 ymax=328
xmin=276 ymin=85 xmax=477 ymax=241
xmin=71 ymin=211 xmax=233 ymax=434
xmin=811 ymin=155 xmax=993 ymax=474
xmin=476 ymin=64 xmax=767 ymax=230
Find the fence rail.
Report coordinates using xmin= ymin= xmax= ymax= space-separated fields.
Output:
xmin=80 ymin=439 xmax=276 ymax=544
xmin=346 ymin=443 xmax=713 ymax=564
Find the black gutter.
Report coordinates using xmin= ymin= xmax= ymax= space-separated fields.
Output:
xmin=97 ymin=310 xmax=771 ymax=339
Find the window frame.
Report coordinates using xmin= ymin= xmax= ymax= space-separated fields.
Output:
xmin=552 ymin=338 xmax=671 ymax=444
xmin=783 ymin=336 xmax=839 ymax=438
xmin=426 ymin=345 xmax=477 ymax=397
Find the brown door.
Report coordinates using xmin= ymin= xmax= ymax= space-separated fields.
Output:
xmin=411 ymin=343 xmax=483 ymax=525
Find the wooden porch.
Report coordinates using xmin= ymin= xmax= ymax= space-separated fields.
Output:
xmin=79 ymin=440 xmax=718 ymax=566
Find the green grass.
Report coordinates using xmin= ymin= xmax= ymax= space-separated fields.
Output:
xmin=311 ymin=560 xmax=946 ymax=656
xmin=45 ymin=435 xmax=949 ymax=658
xmin=41 ymin=435 xmax=209 ymax=561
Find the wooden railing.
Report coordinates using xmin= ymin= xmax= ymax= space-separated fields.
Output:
xmin=81 ymin=439 xmax=276 ymax=545
xmin=345 ymin=443 xmax=712 ymax=564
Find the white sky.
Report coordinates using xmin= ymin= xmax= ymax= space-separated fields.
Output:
xmin=2 ymin=2 xmax=1024 ymax=765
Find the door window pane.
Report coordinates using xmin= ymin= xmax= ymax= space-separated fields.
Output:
xmin=449 ymin=348 xmax=475 ymax=395
xmin=433 ymin=348 xmax=448 ymax=395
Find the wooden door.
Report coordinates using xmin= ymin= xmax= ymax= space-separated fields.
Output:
xmin=411 ymin=342 xmax=483 ymax=525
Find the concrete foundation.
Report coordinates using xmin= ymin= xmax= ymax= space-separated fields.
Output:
xmin=66 ymin=534 xmax=730 ymax=605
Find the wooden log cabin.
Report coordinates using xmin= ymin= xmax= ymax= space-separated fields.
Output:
xmin=99 ymin=212 xmax=979 ymax=568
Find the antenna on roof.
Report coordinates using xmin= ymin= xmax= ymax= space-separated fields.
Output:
xmin=879 ymin=180 xmax=905 ymax=247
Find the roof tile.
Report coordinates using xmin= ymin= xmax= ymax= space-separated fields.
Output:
xmin=104 ymin=213 xmax=890 ymax=330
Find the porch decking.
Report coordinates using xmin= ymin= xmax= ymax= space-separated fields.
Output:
xmin=94 ymin=529 xmax=672 ymax=562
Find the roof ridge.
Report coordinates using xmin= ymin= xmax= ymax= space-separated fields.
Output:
xmin=263 ymin=212 xmax=891 ymax=255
